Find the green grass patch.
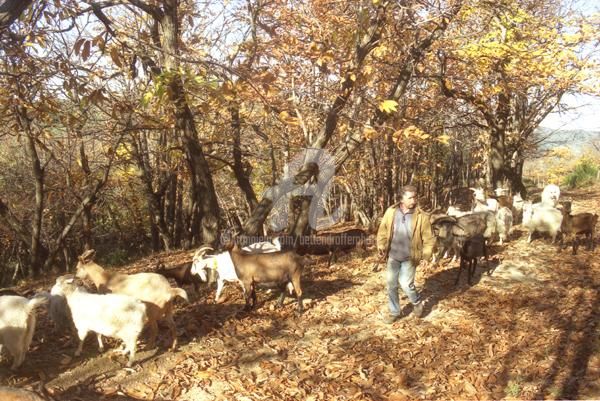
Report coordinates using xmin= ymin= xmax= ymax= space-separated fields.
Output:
xmin=505 ymin=378 xmax=523 ymax=398
xmin=563 ymin=159 xmax=598 ymax=189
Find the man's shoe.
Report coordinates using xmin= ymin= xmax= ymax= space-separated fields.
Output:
xmin=384 ymin=314 xmax=399 ymax=324
xmin=413 ymin=302 xmax=424 ymax=318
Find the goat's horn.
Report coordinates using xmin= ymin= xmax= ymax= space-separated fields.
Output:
xmin=193 ymin=245 xmax=214 ymax=259
xmin=433 ymin=217 xmax=458 ymax=226
xmin=79 ymin=249 xmax=96 ymax=261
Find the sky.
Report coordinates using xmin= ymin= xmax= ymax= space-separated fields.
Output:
xmin=538 ymin=0 xmax=599 ymax=132
xmin=540 ymin=93 xmax=600 ymax=132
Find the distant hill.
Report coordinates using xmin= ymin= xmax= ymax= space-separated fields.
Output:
xmin=535 ymin=127 xmax=600 ymax=154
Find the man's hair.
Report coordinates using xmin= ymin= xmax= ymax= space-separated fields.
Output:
xmin=399 ymin=185 xmax=418 ymax=199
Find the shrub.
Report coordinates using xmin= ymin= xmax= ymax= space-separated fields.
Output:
xmin=563 ymin=158 xmax=598 ymax=189
xmin=100 ymin=248 xmax=129 ymax=266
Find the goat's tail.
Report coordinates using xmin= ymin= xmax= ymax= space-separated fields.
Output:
xmin=171 ymin=288 xmax=189 ymax=303
xmin=27 ymin=295 xmax=48 ymax=313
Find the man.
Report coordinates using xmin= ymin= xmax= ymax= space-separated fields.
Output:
xmin=376 ymin=185 xmax=435 ymax=323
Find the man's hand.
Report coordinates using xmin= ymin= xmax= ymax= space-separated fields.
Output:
xmin=377 ymin=249 xmax=385 ymax=259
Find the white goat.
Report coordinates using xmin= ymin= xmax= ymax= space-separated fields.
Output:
xmin=494 ymin=187 xmax=509 ymax=197
xmin=0 ymin=295 xmax=47 ymax=370
xmin=447 ymin=205 xmax=471 ymax=218
xmin=192 ymin=249 xmax=242 ymax=302
xmin=522 ymin=202 xmax=563 ymax=243
xmin=52 ymin=275 xmax=147 ymax=367
xmin=75 ymin=249 xmax=188 ymax=350
xmin=472 ymin=188 xmax=499 ymax=213
xmin=512 ymin=192 xmax=524 ymax=222
xmin=496 ymin=206 xmax=513 ymax=245
xmin=541 ymin=184 xmax=561 ymax=207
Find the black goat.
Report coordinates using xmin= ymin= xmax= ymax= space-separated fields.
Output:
xmin=455 ymin=234 xmax=488 ymax=286
xmin=155 ymin=261 xmax=202 ymax=293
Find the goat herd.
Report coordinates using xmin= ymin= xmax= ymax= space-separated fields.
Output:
xmin=0 ymin=229 xmax=368 ymax=373
xmin=0 ymin=184 xmax=597 ymax=377
xmin=431 ymin=184 xmax=598 ymax=285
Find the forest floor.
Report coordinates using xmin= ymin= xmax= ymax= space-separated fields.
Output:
xmin=1 ymin=185 xmax=599 ymax=401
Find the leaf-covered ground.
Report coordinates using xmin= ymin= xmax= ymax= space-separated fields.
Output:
xmin=1 ymin=187 xmax=599 ymax=400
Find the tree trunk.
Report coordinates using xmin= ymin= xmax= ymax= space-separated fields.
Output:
xmin=18 ymin=106 xmax=47 ymax=277
xmin=82 ymin=204 xmax=93 ymax=251
xmin=174 ymin=174 xmax=184 ymax=245
xmin=488 ymin=127 xmax=506 ymax=190
xmin=230 ymin=105 xmax=258 ymax=211
xmin=488 ymin=127 xmax=527 ymax=195
xmin=130 ymin=132 xmax=172 ymax=251
xmin=288 ymin=195 xmax=313 ymax=236
xmin=161 ymin=0 xmax=220 ymax=247
xmin=384 ymin=131 xmax=394 ymax=205
xmin=0 ymin=0 xmax=33 ymax=30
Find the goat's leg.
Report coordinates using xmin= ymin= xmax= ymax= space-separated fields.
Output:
xmin=572 ymin=236 xmax=579 ymax=255
xmin=215 ymin=279 xmax=225 ymax=303
xmin=585 ymin=233 xmax=591 ymax=251
xmin=124 ymin=336 xmax=138 ymax=368
xmin=146 ymin=319 xmax=159 ymax=349
xmin=484 ymin=243 xmax=493 ymax=276
xmin=291 ymin=274 xmax=304 ymax=313
xmin=164 ymin=305 xmax=178 ymax=351
xmin=6 ymin=335 xmax=23 ymax=370
xmin=10 ymin=349 xmax=23 ymax=370
xmin=443 ymin=248 xmax=450 ymax=259
xmin=455 ymin=259 xmax=464 ymax=286
xmin=251 ymin=285 xmax=258 ymax=308
xmin=327 ymin=250 xmax=335 ymax=267
xmin=451 ymin=242 xmax=461 ymax=264
xmin=97 ymin=334 xmax=104 ymax=352
xmin=277 ymin=283 xmax=287 ymax=307
xmin=241 ymin=281 xmax=253 ymax=310
xmin=433 ymin=245 xmax=447 ymax=265
xmin=243 ymin=290 xmax=254 ymax=310
xmin=468 ymin=259 xmax=477 ymax=285
xmin=75 ymin=328 xmax=89 ymax=357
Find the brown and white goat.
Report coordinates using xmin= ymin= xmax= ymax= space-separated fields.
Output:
xmin=193 ymin=242 xmax=305 ymax=313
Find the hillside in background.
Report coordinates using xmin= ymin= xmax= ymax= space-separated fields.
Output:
xmin=536 ymin=127 xmax=600 ymax=154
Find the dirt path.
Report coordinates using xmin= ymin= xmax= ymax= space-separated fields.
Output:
xmin=1 ymin=188 xmax=599 ymax=400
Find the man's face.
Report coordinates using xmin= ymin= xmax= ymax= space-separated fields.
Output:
xmin=401 ymin=191 xmax=417 ymax=209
